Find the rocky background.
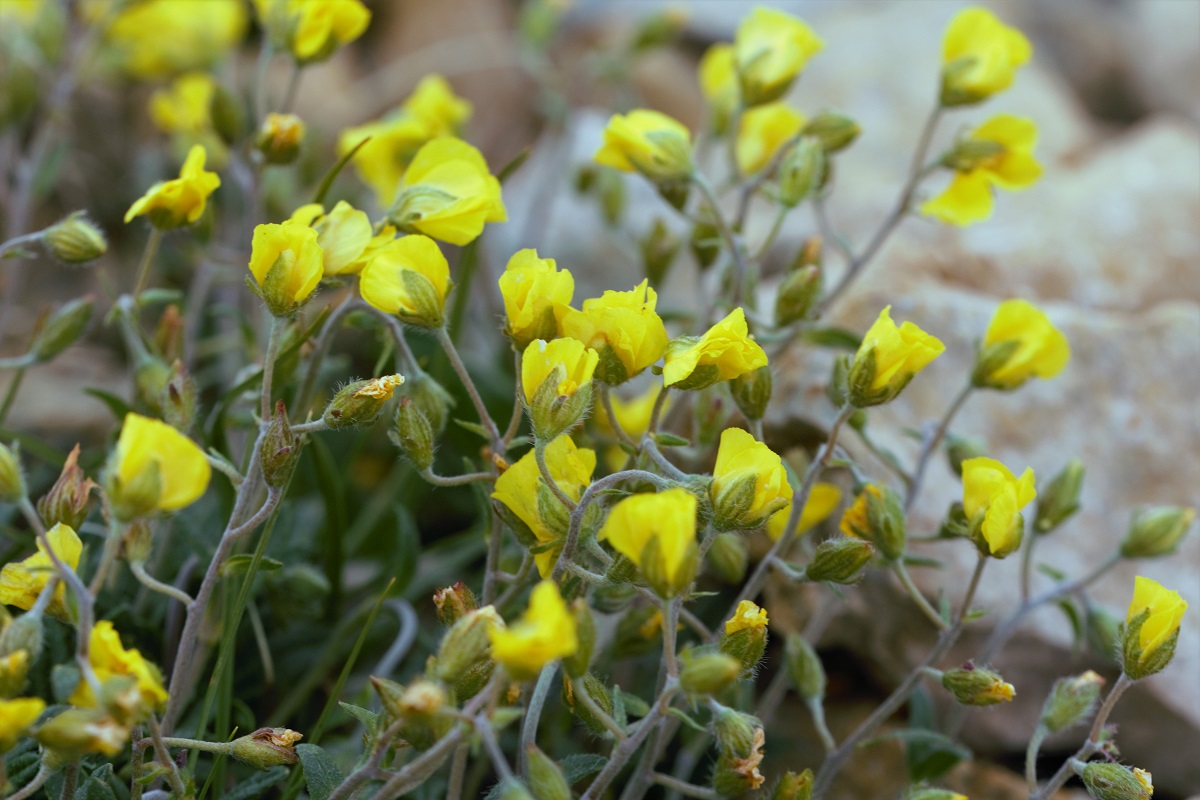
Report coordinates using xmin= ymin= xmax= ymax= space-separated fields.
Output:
xmin=3 ymin=0 xmax=1196 ymax=797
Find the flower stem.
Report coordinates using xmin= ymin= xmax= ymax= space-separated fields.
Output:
xmin=893 ymin=559 xmax=949 ymax=630
xmin=130 ymin=560 xmax=194 ymax=607
xmin=436 ymin=326 xmax=502 ymax=449
xmin=132 ymin=227 xmax=164 ymax=302
xmin=905 ymin=381 xmax=973 ymax=513
xmin=1032 ymin=674 xmax=1133 ymax=800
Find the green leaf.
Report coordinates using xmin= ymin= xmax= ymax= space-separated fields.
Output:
xmin=901 ymin=554 xmax=944 ymax=569
xmin=338 ymin=702 xmax=378 ymax=731
xmin=801 ymin=326 xmax=862 ymax=350
xmin=73 ymin=771 xmax=118 ymax=800
xmin=621 ymin=692 xmax=650 ymax=719
xmin=136 ymin=288 xmax=184 ymax=308
xmin=612 ymin=685 xmax=627 ymax=729
xmin=666 ymin=707 xmax=708 ymax=733
xmin=222 ymin=767 xmax=289 ymax=800
xmin=1037 ymin=563 xmax=1067 ymax=581
xmin=83 ymin=388 xmax=133 ymax=421
xmin=560 ymin=753 xmax=607 ymax=785
xmin=51 ymin=664 xmax=80 ymax=704
xmin=295 ymin=744 xmax=345 ymax=800
xmin=497 ymin=148 xmax=531 ymax=184
xmin=886 ymin=688 xmax=973 ymax=783
xmin=220 ymin=554 xmax=284 ymax=576
xmin=491 ymin=707 xmax=525 ymax=730
xmin=1056 ymin=597 xmax=1085 ymax=651
xmin=652 ymin=432 xmax=689 ymax=447
xmin=453 ymin=418 xmax=491 ymax=440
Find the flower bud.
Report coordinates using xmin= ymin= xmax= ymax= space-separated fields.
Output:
xmin=31 ymin=296 xmax=93 ymax=362
xmin=803 ymin=537 xmax=873 ymax=584
xmin=784 ymin=634 xmax=825 ymax=703
xmin=210 ymin=80 xmax=244 ymax=145
xmin=802 ymin=112 xmax=861 ymax=153
xmin=640 ymin=218 xmax=680 ymax=288
xmin=1080 ymin=762 xmax=1153 ymax=800
xmin=230 ymin=727 xmax=302 ymax=770
xmin=729 ymin=366 xmax=773 ymax=422
xmin=772 ymin=770 xmax=814 ymax=800
xmin=260 ymin=401 xmax=300 ymax=488
xmin=778 ymin=137 xmax=825 ymax=207
xmin=680 ymin=650 xmax=742 ymax=696
xmin=433 ymin=582 xmax=478 ymax=626
xmin=839 ymin=484 xmax=906 ymax=561
xmin=256 ymin=112 xmax=306 ymax=165
xmin=1034 ymin=459 xmax=1085 ymax=534
xmin=721 ymin=601 xmax=768 ymax=675
xmin=35 ymin=708 xmax=129 ymax=757
xmin=1120 ymin=505 xmax=1194 ymax=559
xmin=37 ymin=444 xmax=95 ymax=531
xmin=526 ymin=744 xmax=571 ymax=800
xmin=945 ymin=434 xmax=986 ymax=479
xmin=775 ymin=264 xmax=822 ymax=326
xmin=392 ymin=397 xmax=435 ymax=470
xmin=41 ymin=212 xmax=107 ymax=264
xmin=496 ymin=778 xmax=535 ymax=800
xmin=1040 ymin=670 xmax=1104 ymax=733
xmin=707 ymin=532 xmax=748 ymax=585
xmin=562 ymin=599 xmax=595 ymax=679
xmin=562 ymin=672 xmax=614 ymax=736
xmin=711 ymin=705 xmax=766 ymax=796
xmin=0 ymin=649 xmax=30 ymax=697
xmin=690 ymin=220 xmax=721 ymax=271
xmin=134 ymin=355 xmax=172 ymax=415
xmin=434 ymin=606 xmax=502 ymax=690
xmin=941 ymin=663 xmax=1015 ymax=706
xmin=710 ymin=703 xmax=759 ymax=757
xmin=400 ymin=371 xmax=456 ymax=436
xmin=323 ymin=374 xmax=405 ymax=429
xmin=160 ymin=360 xmax=196 ymax=432
xmin=0 ymin=442 xmax=27 ymax=503
xmin=372 ymin=677 xmax=453 ymax=750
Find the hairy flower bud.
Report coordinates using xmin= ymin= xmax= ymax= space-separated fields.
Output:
xmin=778 ymin=137 xmax=825 ymax=207
xmin=784 ymin=634 xmax=825 ymax=703
xmin=392 ymin=396 xmax=435 ymax=470
xmin=941 ymin=663 xmax=1015 ymax=706
xmin=256 ymin=112 xmax=306 ymax=165
xmin=839 ymin=484 xmax=906 ymax=561
xmin=721 ymin=601 xmax=768 ymax=675
xmin=1034 ymin=459 xmax=1085 ymax=534
xmin=707 ymin=532 xmax=748 ymax=585
xmin=1080 ymin=762 xmax=1153 ymax=800
xmin=0 ymin=442 xmax=27 ymax=503
xmin=803 ymin=537 xmax=873 ymax=584
xmin=434 ymin=606 xmax=502 ymax=693
xmin=400 ymin=371 xmax=455 ymax=436
xmin=729 ymin=366 xmax=773 ymax=422
xmin=323 ymin=375 xmax=405 ymax=429
xmin=160 ymin=360 xmax=197 ymax=432
xmin=802 ymin=112 xmax=861 ymax=153
xmin=1040 ymin=670 xmax=1104 ymax=733
xmin=562 ymin=672 xmax=614 ymax=736
xmin=230 ymin=727 xmax=302 ymax=770
xmin=526 ymin=743 xmax=571 ymax=800
xmin=30 ymin=296 xmax=93 ymax=363
xmin=1120 ymin=506 xmax=1194 ymax=559
xmin=37 ymin=444 xmax=95 ymax=530
xmin=562 ymin=599 xmax=595 ymax=680
xmin=35 ymin=708 xmax=129 ymax=757
xmin=42 ymin=212 xmax=107 ymax=264
xmin=775 ymin=264 xmax=822 ymax=327
xmin=710 ymin=704 xmax=766 ymax=796
xmin=260 ymin=401 xmax=300 ymax=487
xmin=680 ymin=651 xmax=742 ymax=696
xmin=433 ymin=582 xmax=478 ymax=626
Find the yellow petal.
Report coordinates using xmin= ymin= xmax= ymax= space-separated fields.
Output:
xmin=920 ymin=171 xmax=994 ymax=226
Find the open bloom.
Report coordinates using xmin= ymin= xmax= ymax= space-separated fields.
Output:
xmin=105 ymin=413 xmax=212 ymax=520
xmin=1124 ymin=576 xmax=1187 ymax=676
xmin=734 ymin=6 xmax=823 ymax=106
xmin=488 ymin=581 xmax=578 ymax=680
xmin=847 ymin=306 xmax=944 ymax=406
xmin=124 ymin=144 xmax=220 ymax=229
xmin=599 ymin=487 xmax=698 ymax=597
xmin=289 ymin=201 xmax=374 ymax=276
xmin=0 ymin=697 xmax=45 ymax=752
xmin=663 ymin=308 xmax=768 ymax=390
xmin=389 ymin=137 xmax=506 ymax=246
xmin=961 ymin=457 xmax=1036 ymax=558
xmin=521 ymin=338 xmax=598 ymax=405
xmin=940 ymin=7 xmax=1032 ymax=106
xmin=339 ymin=75 xmax=472 ymax=205
xmin=560 ymin=280 xmax=668 ymax=384
xmin=359 ymin=234 xmax=451 ymax=327
xmin=921 ymin=115 xmax=1042 ymax=226
xmin=0 ymin=523 xmax=82 ymax=618
xmin=69 ymin=621 xmax=168 ymax=717
xmin=698 ymin=43 xmax=738 ymax=132
xmin=736 ymin=103 xmax=805 ymax=175
xmin=150 ymin=72 xmax=217 ymax=136
xmin=711 ymin=428 xmax=793 ymax=530
xmin=765 ymin=482 xmax=841 ymax=540
xmin=492 ymin=435 xmax=596 ymax=577
xmin=725 ymin=600 xmax=768 ymax=636
xmin=255 ymin=0 xmax=370 ymax=64
xmin=594 ymin=110 xmax=693 ymax=183
xmin=248 ymin=219 xmax=325 ymax=315
xmin=498 ymin=249 xmax=574 ymax=350
xmin=974 ymin=299 xmax=1070 ymax=389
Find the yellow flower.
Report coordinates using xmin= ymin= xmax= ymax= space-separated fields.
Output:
xmin=359 ymin=234 xmax=451 ymax=328
xmin=699 ymin=43 xmax=738 ymax=132
xmin=498 ymin=249 xmax=575 ymax=350
xmin=961 ymin=457 xmax=1036 ymax=558
xmin=663 ymin=308 xmax=768 ymax=391
xmin=594 ymin=110 xmax=693 ymax=183
xmin=766 ymin=482 xmax=841 ymax=540
xmin=724 ymin=600 xmax=768 ymax=635
xmin=354 ymin=375 xmax=405 ymax=400
xmin=734 ymin=6 xmax=823 ymax=106
xmin=561 ymin=280 xmax=669 ymax=384
xmin=597 ymin=384 xmax=665 ymax=441
xmin=389 ymin=137 xmax=507 ymax=246
xmin=488 ymin=581 xmax=578 ymax=680
xmin=289 ymin=201 xmax=373 ymax=276
xmin=124 ymin=144 xmax=220 ymax=229
xmin=106 ymin=413 xmax=212 ymax=520
xmin=736 ymin=103 xmax=805 ymax=175
xmin=256 ymin=0 xmax=370 ymax=64
xmin=1133 ymin=768 xmax=1154 ymax=795
xmin=149 ymin=72 xmax=215 ymax=136
xmin=339 ymin=75 xmax=473 ymax=205
xmin=0 ymin=697 xmax=45 ymax=752
xmin=921 ymin=115 xmax=1042 ymax=226
xmin=521 ymin=338 xmax=598 ymax=405
xmin=1126 ymin=576 xmax=1186 ymax=667
xmin=0 ymin=523 xmax=82 ymax=618
xmin=847 ymin=305 xmax=944 ymax=406
xmin=492 ymin=436 xmax=596 ymax=577
xmin=940 ymin=7 xmax=1032 ymax=106
xmin=256 ymin=112 xmax=306 ymax=165
xmin=248 ymin=219 xmax=325 ymax=316
xmin=599 ymin=487 xmax=698 ymax=597
xmin=69 ymin=621 xmax=168 ymax=715
xmin=101 ymin=0 xmax=247 ymax=78
xmin=710 ymin=428 xmax=793 ymax=530
xmin=974 ymin=299 xmax=1070 ymax=389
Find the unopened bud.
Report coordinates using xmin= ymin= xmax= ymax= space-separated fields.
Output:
xmin=31 ymin=296 xmax=93 ymax=362
xmin=230 ymin=727 xmax=302 ymax=769
xmin=802 ymin=112 xmax=861 ymax=153
xmin=434 ymin=606 xmax=502 ymax=689
xmin=679 ymin=651 xmax=741 ymax=696
xmin=775 ymin=264 xmax=822 ymax=326
xmin=256 ymin=112 xmax=305 ymax=165
xmin=37 ymin=444 xmax=96 ymax=531
xmin=778 ymin=137 xmax=825 ymax=207
xmin=840 ymin=484 xmax=906 ymax=561
xmin=0 ymin=648 xmax=30 ymax=697
xmin=392 ymin=397 xmax=435 ymax=470
xmin=729 ymin=366 xmax=772 ymax=422
xmin=803 ymin=537 xmax=873 ymax=584
xmin=0 ymin=612 xmax=41 ymax=667
xmin=160 ymin=360 xmax=196 ymax=431
xmin=720 ymin=600 xmax=768 ymax=675
xmin=562 ymin=672 xmax=614 ymax=736
xmin=210 ymin=81 xmax=244 ymax=145
xmin=640 ymin=218 xmax=680 ymax=287
xmin=323 ymin=374 xmax=405 ymax=429
xmin=0 ymin=442 xmax=27 ymax=503
xmin=562 ymin=599 xmax=595 ymax=679
xmin=710 ymin=703 xmax=759 ymax=756
xmin=496 ymin=778 xmax=535 ymax=800
xmin=1035 ymin=459 xmax=1085 ymax=534
xmin=784 ymin=634 xmax=825 ymax=703
xmin=260 ymin=401 xmax=300 ymax=487
xmin=41 ymin=212 xmax=107 ymax=264
xmin=711 ymin=706 xmax=766 ymax=796
xmin=1040 ymin=671 xmax=1104 ymax=733
xmin=707 ymin=532 xmax=748 ymax=584
xmin=690 ymin=220 xmax=721 ymax=271
xmin=945 ymin=434 xmax=986 ymax=479
xmin=526 ymin=743 xmax=571 ymax=800
xmin=134 ymin=356 xmax=172 ymax=415
xmin=433 ymin=582 xmax=478 ymax=626
xmin=941 ymin=663 xmax=1015 ymax=706
xmin=1120 ymin=505 xmax=1193 ymax=559
xmin=772 ymin=770 xmax=814 ymax=800
xmin=400 ymin=371 xmax=455 ymax=436
xmin=1079 ymin=762 xmax=1153 ymax=800
xmin=35 ymin=708 xmax=129 ymax=757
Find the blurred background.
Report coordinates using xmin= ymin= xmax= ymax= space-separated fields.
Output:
xmin=1 ymin=1 xmax=1197 ymax=797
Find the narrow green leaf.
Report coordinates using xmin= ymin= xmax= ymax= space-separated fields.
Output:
xmin=295 ymin=744 xmax=345 ymax=800
xmin=222 ymin=767 xmax=289 ymax=800
xmin=560 ymin=753 xmax=607 ymax=784
xmin=312 ymin=136 xmax=372 ymax=206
